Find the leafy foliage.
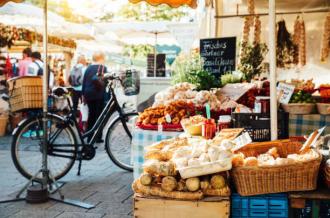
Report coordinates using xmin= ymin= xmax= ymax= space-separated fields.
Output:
xmin=25 ymin=0 xmax=92 ymax=23
xmin=238 ymin=42 xmax=268 ymax=82
xmin=117 ymin=2 xmax=188 ymax=21
xmin=171 ymin=53 xmax=219 ymax=91
xmin=123 ymin=44 xmax=154 ymax=59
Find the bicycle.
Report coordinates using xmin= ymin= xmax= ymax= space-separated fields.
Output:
xmin=11 ymin=74 xmax=138 ymax=182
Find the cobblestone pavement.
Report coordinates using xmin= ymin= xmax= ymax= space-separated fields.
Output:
xmin=0 ymin=134 xmax=134 ymax=218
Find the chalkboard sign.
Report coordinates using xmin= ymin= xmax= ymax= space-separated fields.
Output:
xmin=147 ymin=54 xmax=166 ymax=77
xmin=200 ymin=37 xmax=236 ymax=79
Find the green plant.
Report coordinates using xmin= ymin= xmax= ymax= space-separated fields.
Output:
xmin=117 ymin=2 xmax=188 ymax=21
xmin=238 ymin=42 xmax=268 ymax=82
xmin=123 ymin=44 xmax=154 ymax=59
xmin=220 ymin=72 xmax=243 ymax=86
xmin=171 ymin=53 xmax=219 ymax=91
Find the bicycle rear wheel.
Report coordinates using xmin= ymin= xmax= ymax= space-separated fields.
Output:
xmin=11 ymin=114 xmax=77 ymax=181
xmin=105 ymin=112 xmax=138 ymax=171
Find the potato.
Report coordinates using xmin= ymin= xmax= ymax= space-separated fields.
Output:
xmin=186 ymin=177 xmax=200 ymax=192
xmin=210 ymin=175 xmax=226 ymax=189
xmin=140 ymin=173 xmax=152 ymax=186
xmin=161 ymin=176 xmax=177 ymax=192
xmin=200 ymin=180 xmax=210 ymax=190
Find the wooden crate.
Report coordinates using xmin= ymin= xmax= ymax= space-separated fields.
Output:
xmin=134 ymin=194 xmax=230 ymax=218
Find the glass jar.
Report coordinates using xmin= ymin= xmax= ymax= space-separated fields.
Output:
xmin=255 ymin=96 xmax=270 ymax=113
xmin=218 ymin=115 xmax=231 ymax=131
xmin=202 ymin=119 xmax=216 ymax=139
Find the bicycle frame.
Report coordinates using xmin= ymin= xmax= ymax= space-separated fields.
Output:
xmin=69 ymin=83 xmax=126 ymax=147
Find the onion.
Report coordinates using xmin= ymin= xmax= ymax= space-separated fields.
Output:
xmin=210 ymin=175 xmax=226 ymax=189
xmin=186 ymin=177 xmax=200 ymax=192
xmin=140 ymin=173 xmax=153 ymax=186
xmin=161 ymin=176 xmax=177 ymax=192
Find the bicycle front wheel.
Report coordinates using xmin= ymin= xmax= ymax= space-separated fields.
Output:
xmin=11 ymin=114 xmax=77 ymax=181
xmin=105 ymin=112 xmax=138 ymax=172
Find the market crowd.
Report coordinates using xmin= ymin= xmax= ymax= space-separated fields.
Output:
xmin=1 ymin=47 xmax=108 ymax=142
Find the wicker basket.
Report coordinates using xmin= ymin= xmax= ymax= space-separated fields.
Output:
xmin=8 ymin=76 xmax=43 ymax=112
xmin=231 ymin=140 xmax=321 ymax=196
xmin=0 ymin=115 xmax=8 ymax=136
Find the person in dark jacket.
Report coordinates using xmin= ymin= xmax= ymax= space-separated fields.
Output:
xmin=82 ymin=52 xmax=107 ymax=143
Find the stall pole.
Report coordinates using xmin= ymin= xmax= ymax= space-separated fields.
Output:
xmin=41 ymin=0 xmax=49 ymax=186
xmin=269 ymin=0 xmax=278 ymax=140
xmin=0 ymin=0 xmax=93 ymax=209
xmin=153 ymin=32 xmax=158 ymax=77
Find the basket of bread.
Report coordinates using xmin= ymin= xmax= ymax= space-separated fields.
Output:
xmin=231 ymin=137 xmax=321 ymax=196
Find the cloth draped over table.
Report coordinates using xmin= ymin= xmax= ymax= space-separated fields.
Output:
xmin=0 ymin=0 xmax=22 ymax=7
xmin=129 ymin=0 xmax=197 ymax=8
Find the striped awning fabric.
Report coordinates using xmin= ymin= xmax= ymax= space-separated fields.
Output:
xmin=128 ymin=0 xmax=198 ymax=8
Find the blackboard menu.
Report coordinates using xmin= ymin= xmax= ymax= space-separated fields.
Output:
xmin=147 ymin=54 xmax=166 ymax=77
xmin=200 ymin=37 xmax=236 ymax=79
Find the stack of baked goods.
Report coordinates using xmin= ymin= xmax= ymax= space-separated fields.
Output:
xmin=136 ymin=100 xmax=194 ymax=130
xmin=132 ymin=129 xmax=244 ymax=200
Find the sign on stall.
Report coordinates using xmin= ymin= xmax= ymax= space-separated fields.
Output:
xmin=277 ymin=82 xmax=295 ymax=104
xmin=200 ymin=37 xmax=236 ymax=79
xmin=232 ymin=132 xmax=253 ymax=152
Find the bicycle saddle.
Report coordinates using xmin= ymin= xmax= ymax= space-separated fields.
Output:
xmin=1 ymin=93 xmax=9 ymax=101
xmin=52 ymin=87 xmax=70 ymax=97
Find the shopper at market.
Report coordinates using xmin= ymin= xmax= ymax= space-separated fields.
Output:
xmin=18 ymin=47 xmax=32 ymax=76
xmin=27 ymin=51 xmax=55 ymax=89
xmin=69 ymin=55 xmax=88 ymax=112
xmin=82 ymin=52 xmax=107 ymax=143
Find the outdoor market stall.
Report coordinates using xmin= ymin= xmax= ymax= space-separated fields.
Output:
xmin=129 ymin=0 xmax=330 ymax=217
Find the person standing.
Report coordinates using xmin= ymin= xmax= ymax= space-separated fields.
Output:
xmin=69 ymin=55 xmax=88 ymax=112
xmin=18 ymin=47 xmax=32 ymax=76
xmin=82 ymin=52 xmax=107 ymax=143
xmin=28 ymin=51 xmax=55 ymax=89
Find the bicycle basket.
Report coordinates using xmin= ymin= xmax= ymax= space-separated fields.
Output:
xmin=120 ymin=69 xmax=140 ymax=96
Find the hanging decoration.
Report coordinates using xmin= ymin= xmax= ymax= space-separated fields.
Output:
xmin=293 ymin=16 xmax=306 ymax=66
xmin=276 ymin=20 xmax=296 ymax=68
xmin=238 ymin=0 xmax=268 ymax=82
xmin=0 ymin=23 xmax=77 ymax=49
xmin=321 ymin=13 xmax=330 ymax=62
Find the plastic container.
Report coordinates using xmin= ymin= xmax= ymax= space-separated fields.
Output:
xmin=218 ymin=115 xmax=231 ymax=131
xmin=231 ymin=112 xmax=289 ymax=142
xmin=255 ymin=96 xmax=270 ymax=113
xmin=178 ymin=158 xmax=232 ymax=179
xmin=231 ymin=193 xmax=288 ymax=218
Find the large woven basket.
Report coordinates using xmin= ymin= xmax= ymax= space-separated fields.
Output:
xmin=0 ymin=115 xmax=8 ymax=136
xmin=8 ymin=76 xmax=43 ymax=112
xmin=231 ymin=140 xmax=321 ymax=196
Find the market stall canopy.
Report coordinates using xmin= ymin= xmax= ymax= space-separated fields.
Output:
xmin=0 ymin=2 xmax=94 ymax=40
xmin=95 ymin=21 xmax=179 ymax=45
xmin=128 ymin=0 xmax=197 ymax=8
xmin=0 ymin=0 xmax=22 ymax=7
